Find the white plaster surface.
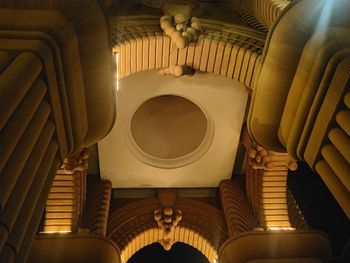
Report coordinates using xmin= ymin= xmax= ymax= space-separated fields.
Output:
xmin=98 ymin=70 xmax=248 ymax=188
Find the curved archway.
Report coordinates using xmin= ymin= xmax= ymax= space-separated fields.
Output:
xmin=107 ymin=197 xmax=228 ymax=263
xmin=120 ymin=227 xmax=217 ymax=263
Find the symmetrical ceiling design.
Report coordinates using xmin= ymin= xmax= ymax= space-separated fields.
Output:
xmin=98 ymin=70 xmax=248 ymax=187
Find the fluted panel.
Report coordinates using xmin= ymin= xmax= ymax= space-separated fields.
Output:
xmin=304 ymin=57 xmax=350 ymax=218
xmin=219 ymin=178 xmax=257 ymax=237
xmin=322 ymin=145 xmax=350 ymax=192
xmin=0 ymin=52 xmax=42 ymax=131
xmin=246 ymin=165 xmax=292 ymax=228
xmin=328 ymin=128 xmax=350 ymax=163
xmin=240 ymin=0 xmax=290 ymax=30
xmin=42 ymin=168 xmax=85 ymax=233
xmin=279 ymin=29 xmax=350 ymax=158
xmin=242 ymin=128 xmax=296 ymax=230
xmin=111 ymin=16 xmax=264 ymax=88
xmin=0 ymin=50 xmax=64 ymax=261
xmin=82 ymin=176 xmax=112 ymax=236
xmin=305 ymin=57 xmax=350 ymax=165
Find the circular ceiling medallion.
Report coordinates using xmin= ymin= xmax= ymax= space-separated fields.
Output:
xmin=128 ymin=95 xmax=214 ymax=168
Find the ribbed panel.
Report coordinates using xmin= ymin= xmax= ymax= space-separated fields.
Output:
xmin=0 ymin=122 xmax=54 ymax=238
xmin=316 ymin=161 xmax=350 ymax=219
xmin=0 ymin=49 xmax=70 ymax=262
xmin=304 ymin=57 xmax=350 ymax=218
xmin=246 ymin=164 xmax=292 ymax=229
xmin=0 ymin=79 xmax=46 ymax=174
xmin=305 ymin=57 xmax=350 ymax=166
xmin=6 ymin=142 xmax=58 ymax=253
xmin=0 ymin=101 xmax=51 ymax=212
xmin=14 ymin=158 xmax=60 ymax=263
xmin=82 ymin=176 xmax=111 ymax=236
xmin=336 ymin=110 xmax=350 ymax=136
xmin=111 ymin=16 xmax=264 ymax=88
xmin=240 ymin=0 xmax=290 ymax=30
xmin=280 ymin=30 xmax=350 ymax=158
xmin=0 ymin=52 xmax=42 ymax=130
xmin=239 ymin=11 xmax=268 ymax=33
xmin=328 ymin=128 xmax=350 ymax=163
xmin=321 ymin=145 xmax=350 ymax=192
xmin=1 ymin=156 xmax=60 ymax=263
xmin=219 ymin=178 xmax=257 ymax=237
xmin=242 ymin=128 xmax=295 ymax=230
xmin=42 ymin=169 xmax=85 ymax=233
xmin=119 ymin=226 xmax=217 ymax=263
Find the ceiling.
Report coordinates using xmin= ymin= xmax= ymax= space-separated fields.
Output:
xmin=98 ymin=70 xmax=248 ymax=188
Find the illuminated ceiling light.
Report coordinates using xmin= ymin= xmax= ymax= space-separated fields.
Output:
xmin=40 ymin=230 xmax=71 ymax=234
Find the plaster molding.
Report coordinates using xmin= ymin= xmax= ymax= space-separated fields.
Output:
xmin=110 ymin=16 xmax=265 ymax=88
xmin=107 ymin=197 xmax=227 ymax=263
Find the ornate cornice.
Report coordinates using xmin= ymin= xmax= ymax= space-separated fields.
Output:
xmin=110 ymin=16 xmax=265 ymax=88
xmin=107 ymin=196 xmax=228 ymax=263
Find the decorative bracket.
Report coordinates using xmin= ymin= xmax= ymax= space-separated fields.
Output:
xmin=154 ymin=207 xmax=182 ymax=250
xmin=160 ymin=3 xmax=201 ymax=49
xmin=62 ymin=148 xmax=89 ymax=174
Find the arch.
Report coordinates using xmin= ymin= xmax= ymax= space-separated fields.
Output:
xmin=111 ymin=16 xmax=265 ymax=89
xmin=107 ymin=197 xmax=228 ymax=263
xmin=120 ymin=227 xmax=217 ymax=263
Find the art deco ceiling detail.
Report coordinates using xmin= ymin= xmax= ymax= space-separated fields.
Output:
xmin=98 ymin=70 xmax=248 ymax=187
xmin=111 ymin=16 xmax=265 ymax=88
xmin=130 ymin=95 xmax=209 ymax=160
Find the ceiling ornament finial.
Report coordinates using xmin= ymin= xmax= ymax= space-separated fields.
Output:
xmin=248 ymin=142 xmax=298 ymax=171
xmin=62 ymin=148 xmax=89 ymax=174
xmin=160 ymin=3 xmax=201 ymax=49
xmin=154 ymin=207 xmax=182 ymax=251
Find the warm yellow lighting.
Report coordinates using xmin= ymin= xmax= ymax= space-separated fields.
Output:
xmin=40 ymin=230 xmax=71 ymax=234
xmin=268 ymin=227 xmax=296 ymax=231
xmin=114 ymin=52 xmax=120 ymax=92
